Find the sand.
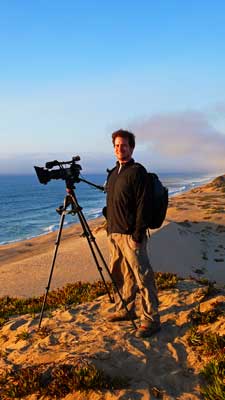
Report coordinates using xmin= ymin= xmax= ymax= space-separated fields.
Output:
xmin=1 ymin=175 xmax=225 ymax=298
xmin=0 ymin=174 xmax=225 ymax=399
xmin=1 ymin=280 xmax=225 ymax=400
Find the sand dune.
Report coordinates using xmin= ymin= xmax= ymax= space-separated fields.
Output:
xmin=0 ymin=280 xmax=224 ymax=399
xmin=0 ymin=174 xmax=225 ymax=399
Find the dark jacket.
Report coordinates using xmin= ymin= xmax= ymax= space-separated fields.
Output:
xmin=106 ymin=159 xmax=148 ymax=242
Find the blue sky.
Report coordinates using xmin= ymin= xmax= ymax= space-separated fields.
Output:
xmin=1 ymin=1 xmax=225 ymax=174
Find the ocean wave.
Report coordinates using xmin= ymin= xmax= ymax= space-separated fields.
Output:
xmin=42 ymin=224 xmax=58 ymax=233
xmin=0 ymin=173 xmax=217 ymax=244
xmin=85 ymin=207 xmax=103 ymax=220
xmin=169 ymin=186 xmax=187 ymax=196
xmin=0 ymin=231 xmax=52 ymax=245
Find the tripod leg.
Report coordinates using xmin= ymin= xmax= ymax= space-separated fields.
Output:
xmin=82 ymin=232 xmax=114 ymax=303
xmin=38 ymin=212 xmax=66 ymax=329
xmin=73 ymin=204 xmax=137 ymax=329
xmin=75 ymin=209 xmax=114 ymax=303
xmin=88 ymin=232 xmax=137 ymax=329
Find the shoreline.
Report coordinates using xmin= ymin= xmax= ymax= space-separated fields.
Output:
xmin=0 ymin=172 xmax=216 ymax=247
xmin=0 ymin=216 xmax=105 ymax=264
xmin=0 ymin=174 xmax=225 ymax=297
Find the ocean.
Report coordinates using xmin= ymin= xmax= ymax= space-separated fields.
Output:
xmin=0 ymin=172 xmax=215 ymax=245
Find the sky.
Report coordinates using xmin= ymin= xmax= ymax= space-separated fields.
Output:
xmin=1 ymin=1 xmax=225 ymax=175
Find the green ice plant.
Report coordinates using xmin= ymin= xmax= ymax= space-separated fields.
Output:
xmin=0 ymin=273 xmax=178 ymax=328
xmin=201 ymin=356 xmax=225 ymax=400
xmin=0 ymin=361 xmax=128 ymax=399
xmin=187 ymin=291 xmax=225 ymax=399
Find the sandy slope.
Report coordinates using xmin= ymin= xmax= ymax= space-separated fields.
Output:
xmin=0 ymin=280 xmax=225 ymax=400
xmin=0 ymin=174 xmax=225 ymax=399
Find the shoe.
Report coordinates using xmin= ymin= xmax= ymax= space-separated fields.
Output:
xmin=107 ymin=310 xmax=136 ymax=322
xmin=135 ymin=321 xmax=161 ymax=338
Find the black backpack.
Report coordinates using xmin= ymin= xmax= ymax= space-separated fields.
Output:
xmin=103 ymin=164 xmax=168 ymax=229
xmin=146 ymin=173 xmax=168 ymax=229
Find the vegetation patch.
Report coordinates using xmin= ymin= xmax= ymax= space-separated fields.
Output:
xmin=209 ymin=208 xmax=225 ymax=214
xmin=199 ymin=204 xmax=211 ymax=209
xmin=201 ymin=356 xmax=225 ymax=400
xmin=188 ymin=327 xmax=225 ymax=353
xmin=155 ymin=272 xmax=178 ymax=290
xmin=188 ymin=302 xmax=224 ymax=326
xmin=189 ymin=280 xmax=220 ymax=302
xmin=187 ymin=288 xmax=225 ymax=399
xmin=0 ymin=273 xmax=178 ymax=328
xmin=15 ymin=330 xmax=30 ymax=342
xmin=192 ymin=267 xmax=206 ymax=275
xmin=188 ymin=328 xmax=225 ymax=400
xmin=0 ymin=281 xmax=110 ymax=328
xmin=201 ymin=282 xmax=220 ymax=300
xmin=210 ymin=175 xmax=225 ymax=188
xmin=0 ymin=359 xmax=128 ymax=399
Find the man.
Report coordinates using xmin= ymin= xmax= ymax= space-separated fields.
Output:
xmin=105 ymin=129 xmax=160 ymax=338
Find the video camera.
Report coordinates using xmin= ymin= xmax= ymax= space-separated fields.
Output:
xmin=34 ymin=156 xmax=82 ymax=185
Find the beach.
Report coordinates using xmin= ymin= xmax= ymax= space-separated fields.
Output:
xmin=0 ymin=174 xmax=225 ymax=399
xmin=1 ymin=174 xmax=225 ymax=298
xmin=0 ymin=218 xmax=108 ymax=298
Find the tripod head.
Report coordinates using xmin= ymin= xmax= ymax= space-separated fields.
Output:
xmin=34 ymin=156 xmax=105 ymax=192
xmin=34 ymin=156 xmax=82 ymax=185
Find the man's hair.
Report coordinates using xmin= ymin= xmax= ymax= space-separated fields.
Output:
xmin=112 ymin=129 xmax=135 ymax=148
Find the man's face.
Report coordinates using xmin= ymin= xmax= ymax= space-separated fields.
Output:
xmin=114 ymin=136 xmax=134 ymax=163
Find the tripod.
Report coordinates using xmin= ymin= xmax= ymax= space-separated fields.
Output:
xmin=38 ymin=179 xmax=137 ymax=330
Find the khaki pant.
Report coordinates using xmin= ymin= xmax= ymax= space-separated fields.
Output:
xmin=108 ymin=233 xmax=159 ymax=323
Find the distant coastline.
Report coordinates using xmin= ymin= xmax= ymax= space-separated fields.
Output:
xmin=0 ymin=172 xmax=217 ymax=245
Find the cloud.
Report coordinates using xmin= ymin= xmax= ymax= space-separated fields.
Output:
xmin=210 ymin=102 xmax=225 ymax=115
xmin=1 ymin=109 xmax=225 ymax=174
xmin=0 ymin=152 xmax=113 ymax=175
xmin=132 ymin=110 xmax=225 ymax=172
